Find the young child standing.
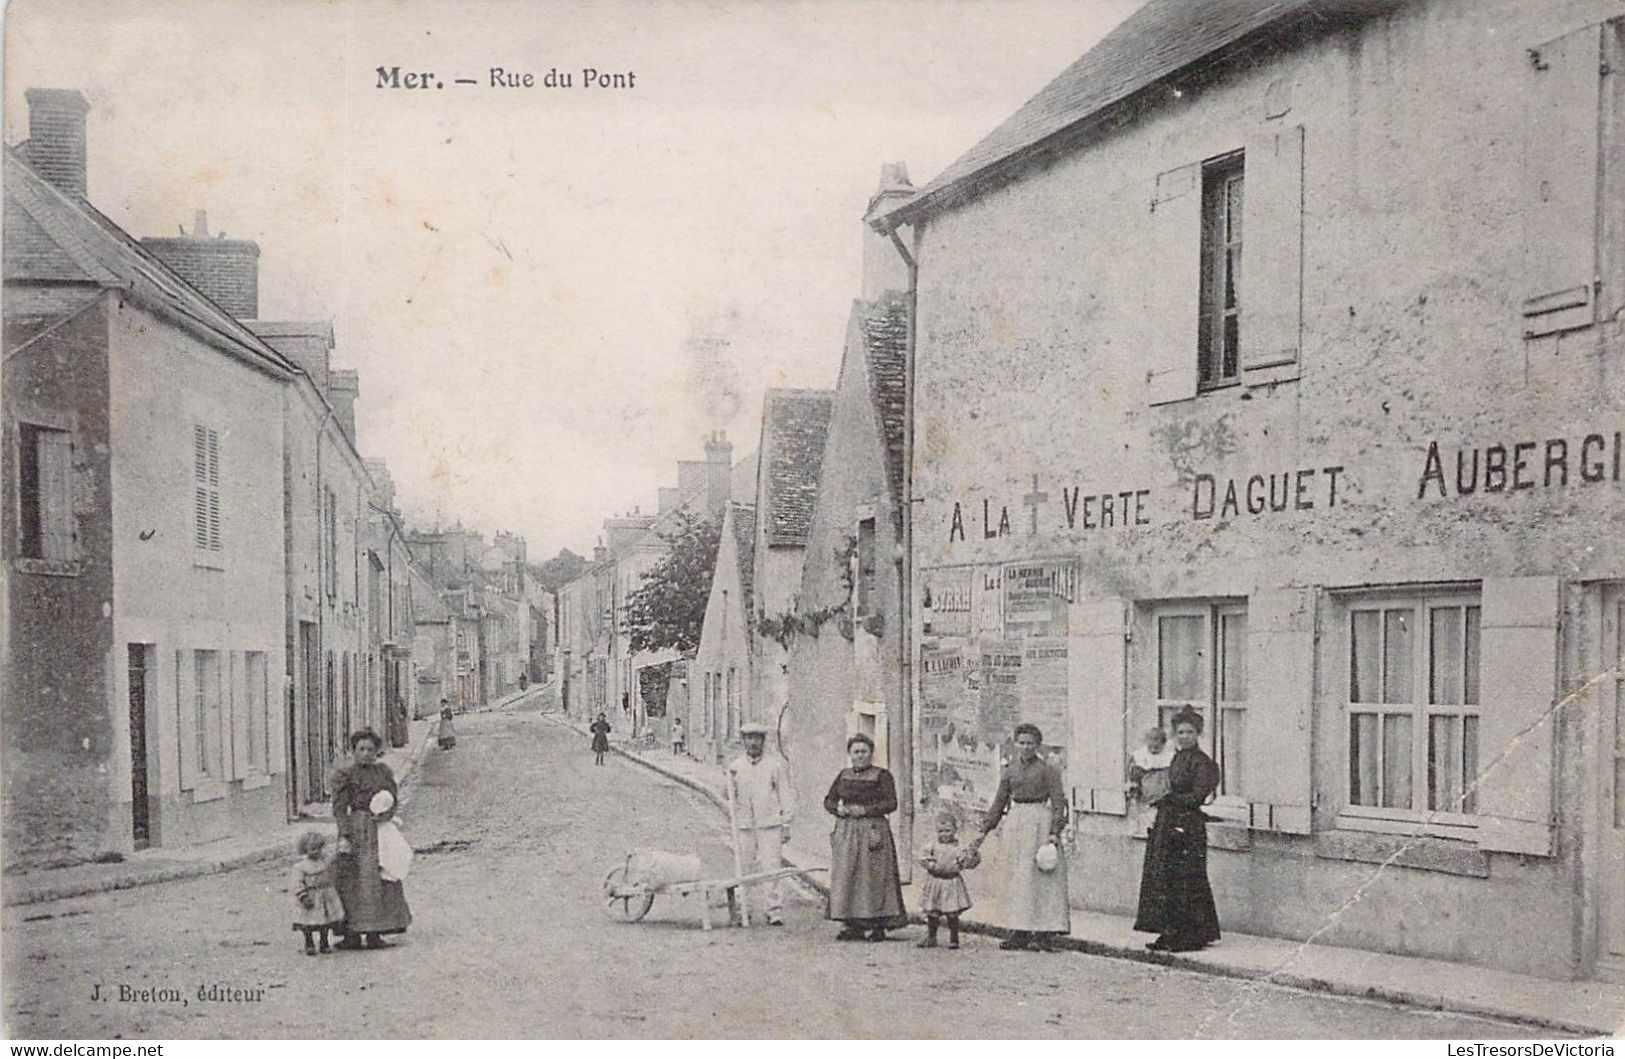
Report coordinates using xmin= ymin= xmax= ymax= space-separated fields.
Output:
xmin=290 ymin=831 xmax=345 ymax=955
xmin=917 ymin=812 xmax=974 ymax=949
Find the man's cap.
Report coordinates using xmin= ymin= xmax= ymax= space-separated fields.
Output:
xmin=739 ymin=722 xmax=769 ymax=736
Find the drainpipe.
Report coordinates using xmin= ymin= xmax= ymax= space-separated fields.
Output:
xmin=311 ymin=396 xmax=336 ymax=805
xmin=885 ymin=223 xmax=920 ymax=871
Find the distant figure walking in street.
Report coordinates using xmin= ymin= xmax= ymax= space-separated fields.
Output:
xmin=966 ymin=722 xmax=1070 ymax=951
xmin=726 ymin=721 xmax=795 ymax=926
xmin=823 ymin=732 xmax=907 ymax=942
xmin=289 ymin=831 xmax=344 ymax=956
xmin=590 ymin=712 xmax=612 ymax=765
xmin=670 ymin=716 xmax=686 ymax=756
xmin=916 ymin=812 xmax=974 ymax=950
xmin=1133 ymin=706 xmax=1222 ymax=953
xmin=437 ymin=701 xmax=457 ymax=751
xmin=332 ymin=729 xmax=412 ymax=949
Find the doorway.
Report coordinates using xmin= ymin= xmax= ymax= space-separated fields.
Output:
xmin=127 ymin=644 xmax=154 ymax=850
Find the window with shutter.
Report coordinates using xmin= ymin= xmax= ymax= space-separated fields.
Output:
xmin=1146 ymin=162 xmax=1202 ymax=405
xmin=1240 ymin=124 xmax=1304 ymax=380
xmin=17 ymin=423 xmax=76 ymax=563
xmin=192 ymin=425 xmax=222 ymax=558
xmin=1068 ymin=597 xmax=1128 ymax=815
xmin=1521 ymin=24 xmax=1604 ymax=338
xmin=1148 ymin=601 xmax=1250 ymax=814
xmin=1244 ymin=587 xmax=1315 ymax=833
xmin=1476 ymin=577 xmax=1559 ymax=855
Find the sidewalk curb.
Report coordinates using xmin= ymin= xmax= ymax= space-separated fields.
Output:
xmin=552 ymin=714 xmax=1610 ymax=1038
xmin=5 ymin=721 xmax=442 ymax=909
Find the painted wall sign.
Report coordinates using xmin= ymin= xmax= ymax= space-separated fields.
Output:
xmin=1416 ymin=431 xmax=1622 ymax=499
xmin=1191 ymin=466 xmax=1345 ymax=520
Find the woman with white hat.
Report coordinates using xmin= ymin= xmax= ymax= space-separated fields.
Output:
xmin=331 ymin=728 xmax=413 ymax=949
xmin=966 ymin=722 xmax=1070 ymax=951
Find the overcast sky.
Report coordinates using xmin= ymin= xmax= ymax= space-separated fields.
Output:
xmin=5 ymin=0 xmax=1142 ymax=560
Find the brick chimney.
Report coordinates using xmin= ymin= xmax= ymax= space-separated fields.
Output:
xmin=247 ymin=321 xmax=332 ymax=390
xmin=327 ymin=369 xmax=360 ymax=448
xmin=22 ymin=89 xmax=90 ymax=197
xmin=141 ymin=209 xmax=260 ymax=318
xmin=861 ymin=162 xmax=913 ymax=301
xmin=704 ymin=431 xmax=733 ymax=517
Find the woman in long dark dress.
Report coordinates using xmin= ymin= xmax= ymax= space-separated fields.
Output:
xmin=1133 ymin=706 xmax=1222 ymax=952
xmin=590 ymin=713 xmax=612 ymax=765
xmin=823 ymin=733 xmax=908 ymax=941
xmin=332 ymin=729 xmax=413 ymax=949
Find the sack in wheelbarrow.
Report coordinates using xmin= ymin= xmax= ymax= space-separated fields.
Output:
xmin=624 ymin=850 xmax=702 ymax=888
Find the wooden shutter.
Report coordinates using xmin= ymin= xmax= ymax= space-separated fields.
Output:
xmin=1244 ymin=587 xmax=1316 ymax=833
xmin=229 ymin=653 xmax=250 ymax=780
xmin=1146 ymin=162 xmax=1201 ymax=405
xmin=1068 ymin=597 xmax=1128 ymax=814
xmin=1240 ymin=124 xmax=1304 ymax=377
xmin=1477 ymin=577 xmax=1559 ymax=855
xmin=1521 ymin=24 xmax=1601 ymax=338
xmin=176 ymin=650 xmax=198 ymax=791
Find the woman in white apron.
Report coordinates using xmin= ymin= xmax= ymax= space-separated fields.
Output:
xmin=966 ymin=722 xmax=1069 ymax=951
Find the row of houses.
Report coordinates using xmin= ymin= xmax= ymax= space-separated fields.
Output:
xmin=565 ymin=0 xmax=1625 ymax=982
xmin=1 ymin=89 xmax=551 ymax=869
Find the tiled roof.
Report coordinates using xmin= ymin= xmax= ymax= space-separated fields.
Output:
xmin=872 ymin=0 xmax=1376 ymax=228
xmin=859 ymin=295 xmax=909 ymax=507
xmin=727 ymin=502 xmax=758 ymax=616
xmin=761 ymin=389 xmax=834 ymax=548
xmin=3 ymin=148 xmax=293 ymax=377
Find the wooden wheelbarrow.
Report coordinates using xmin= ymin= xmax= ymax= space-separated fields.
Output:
xmin=600 ymin=853 xmax=825 ymax=930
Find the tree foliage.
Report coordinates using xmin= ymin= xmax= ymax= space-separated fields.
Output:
xmin=531 ymin=548 xmax=589 ymax=593
xmin=624 ymin=511 xmax=722 ymax=655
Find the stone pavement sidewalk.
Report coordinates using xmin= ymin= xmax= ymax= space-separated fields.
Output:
xmin=561 ymin=713 xmax=1625 ymax=1037
xmin=1 ymin=702 xmax=469 ymax=909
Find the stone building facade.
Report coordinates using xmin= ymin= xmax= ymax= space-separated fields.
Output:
xmin=871 ymin=0 xmax=1625 ymax=979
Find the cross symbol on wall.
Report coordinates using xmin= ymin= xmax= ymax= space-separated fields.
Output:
xmin=1023 ymin=474 xmax=1049 ymax=534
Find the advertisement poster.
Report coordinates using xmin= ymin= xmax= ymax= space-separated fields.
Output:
xmin=977 ymin=638 xmax=1023 ymax=739
xmin=974 ymin=565 xmax=1005 ymax=639
xmin=1002 ymin=560 xmax=1077 ymax=637
xmin=1021 ymin=636 xmax=1070 ymax=739
xmin=919 ymin=641 xmax=969 ymax=735
xmin=922 ymin=566 xmax=973 ymax=637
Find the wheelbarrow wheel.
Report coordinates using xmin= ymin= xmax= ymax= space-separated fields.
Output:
xmin=601 ymin=865 xmax=654 ymax=922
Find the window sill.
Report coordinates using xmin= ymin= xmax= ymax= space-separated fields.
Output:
xmin=1316 ymin=828 xmax=1490 ymax=878
xmin=1336 ymin=808 xmax=1478 ymax=841
xmin=240 ymin=772 xmax=272 ymax=791
xmin=193 ymin=555 xmax=225 ymax=572
xmin=14 ymin=557 xmax=81 ymax=577
xmin=188 ymin=779 xmax=228 ymax=804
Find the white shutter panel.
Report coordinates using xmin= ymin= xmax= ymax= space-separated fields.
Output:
xmin=1068 ymin=597 xmax=1128 ymax=815
xmin=229 ymin=653 xmax=250 ymax=780
xmin=1240 ymin=124 xmax=1304 ymax=377
xmin=206 ymin=429 xmax=221 ymax=552
xmin=1477 ymin=577 xmax=1559 ymax=855
xmin=176 ymin=650 xmax=198 ymax=791
xmin=1521 ymin=25 xmax=1601 ymax=338
xmin=1244 ymin=587 xmax=1315 ymax=833
xmin=1146 ymin=162 xmax=1201 ymax=405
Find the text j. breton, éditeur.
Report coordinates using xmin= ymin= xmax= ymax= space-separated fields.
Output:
xmin=376 ymin=66 xmax=636 ymax=90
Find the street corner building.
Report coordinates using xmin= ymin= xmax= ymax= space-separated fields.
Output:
xmin=863 ymin=0 xmax=1625 ymax=980
xmin=2 ymin=88 xmax=433 ymax=867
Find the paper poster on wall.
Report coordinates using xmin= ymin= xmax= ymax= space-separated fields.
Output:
xmin=934 ymin=735 xmax=1002 ymax=814
xmin=977 ymin=638 xmax=1023 ymax=739
xmin=974 ymin=566 xmax=1004 ymax=639
xmin=1002 ymin=560 xmax=1076 ymax=637
xmin=1021 ymin=637 xmax=1069 ymax=740
xmin=922 ymin=567 xmax=973 ymax=638
xmin=919 ymin=642 xmax=968 ymax=735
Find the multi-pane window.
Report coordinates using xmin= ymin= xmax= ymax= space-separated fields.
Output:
xmin=192 ymin=425 xmax=221 ymax=553
xmin=1153 ymin=602 xmax=1248 ymax=798
xmin=18 ymin=423 xmax=74 ymax=560
xmin=1198 ymin=154 xmax=1244 ymax=388
xmin=323 ymin=488 xmax=338 ymax=597
xmin=1347 ymin=595 xmax=1481 ymax=817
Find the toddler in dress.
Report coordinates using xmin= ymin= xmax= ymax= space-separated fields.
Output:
xmin=916 ymin=812 xmax=975 ymax=950
xmin=290 ymin=831 xmax=345 ymax=955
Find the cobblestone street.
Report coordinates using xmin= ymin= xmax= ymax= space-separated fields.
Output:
xmin=1 ymin=708 xmax=1550 ymax=1039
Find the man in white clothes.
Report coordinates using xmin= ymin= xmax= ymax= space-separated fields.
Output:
xmin=727 ymin=721 xmax=795 ymax=925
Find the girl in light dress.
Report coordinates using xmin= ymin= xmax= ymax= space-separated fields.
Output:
xmin=916 ymin=812 xmax=975 ymax=950
xmin=290 ymin=831 xmax=345 ymax=955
